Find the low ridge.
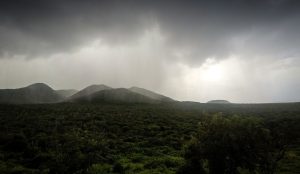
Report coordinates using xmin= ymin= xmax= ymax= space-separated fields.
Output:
xmin=207 ymin=100 xmax=231 ymax=104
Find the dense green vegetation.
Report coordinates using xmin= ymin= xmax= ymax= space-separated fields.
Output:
xmin=0 ymin=102 xmax=299 ymax=174
xmin=179 ymin=114 xmax=291 ymax=174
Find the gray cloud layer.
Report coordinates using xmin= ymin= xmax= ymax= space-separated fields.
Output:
xmin=1 ymin=0 xmax=300 ymax=61
xmin=0 ymin=0 xmax=300 ymax=102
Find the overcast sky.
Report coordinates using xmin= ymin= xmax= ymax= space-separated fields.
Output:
xmin=0 ymin=0 xmax=300 ymax=103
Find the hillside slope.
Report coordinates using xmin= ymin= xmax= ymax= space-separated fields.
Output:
xmin=69 ymin=84 xmax=112 ymax=100
xmin=71 ymin=88 xmax=159 ymax=104
xmin=0 ymin=83 xmax=63 ymax=104
xmin=56 ymin=89 xmax=78 ymax=98
xmin=129 ymin=87 xmax=174 ymax=102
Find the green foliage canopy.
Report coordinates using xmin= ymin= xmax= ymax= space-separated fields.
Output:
xmin=180 ymin=114 xmax=287 ymax=174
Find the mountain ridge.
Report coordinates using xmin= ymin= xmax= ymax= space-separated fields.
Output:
xmin=0 ymin=83 xmax=175 ymax=104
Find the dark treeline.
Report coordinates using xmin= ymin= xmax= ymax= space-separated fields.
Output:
xmin=0 ymin=103 xmax=299 ymax=174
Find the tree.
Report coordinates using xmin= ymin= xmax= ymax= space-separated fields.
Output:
xmin=179 ymin=113 xmax=287 ymax=174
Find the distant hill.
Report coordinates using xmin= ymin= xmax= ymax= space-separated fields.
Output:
xmin=0 ymin=83 xmax=175 ymax=104
xmin=56 ymin=89 xmax=78 ymax=98
xmin=0 ymin=83 xmax=63 ymax=104
xmin=69 ymin=84 xmax=112 ymax=100
xmin=71 ymin=88 xmax=159 ymax=104
xmin=129 ymin=87 xmax=174 ymax=102
xmin=207 ymin=100 xmax=231 ymax=104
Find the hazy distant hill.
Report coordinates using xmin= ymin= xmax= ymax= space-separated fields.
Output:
xmin=71 ymin=88 xmax=159 ymax=104
xmin=56 ymin=89 xmax=78 ymax=98
xmin=0 ymin=83 xmax=63 ymax=104
xmin=69 ymin=84 xmax=112 ymax=100
xmin=129 ymin=87 xmax=174 ymax=102
xmin=207 ymin=100 xmax=231 ymax=104
xmin=0 ymin=83 xmax=175 ymax=104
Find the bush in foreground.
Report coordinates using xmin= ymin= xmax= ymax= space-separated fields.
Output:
xmin=179 ymin=114 xmax=287 ymax=174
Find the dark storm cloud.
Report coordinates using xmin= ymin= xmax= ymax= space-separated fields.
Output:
xmin=0 ymin=0 xmax=146 ymax=56
xmin=0 ymin=0 xmax=300 ymax=63
xmin=156 ymin=0 xmax=300 ymax=63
